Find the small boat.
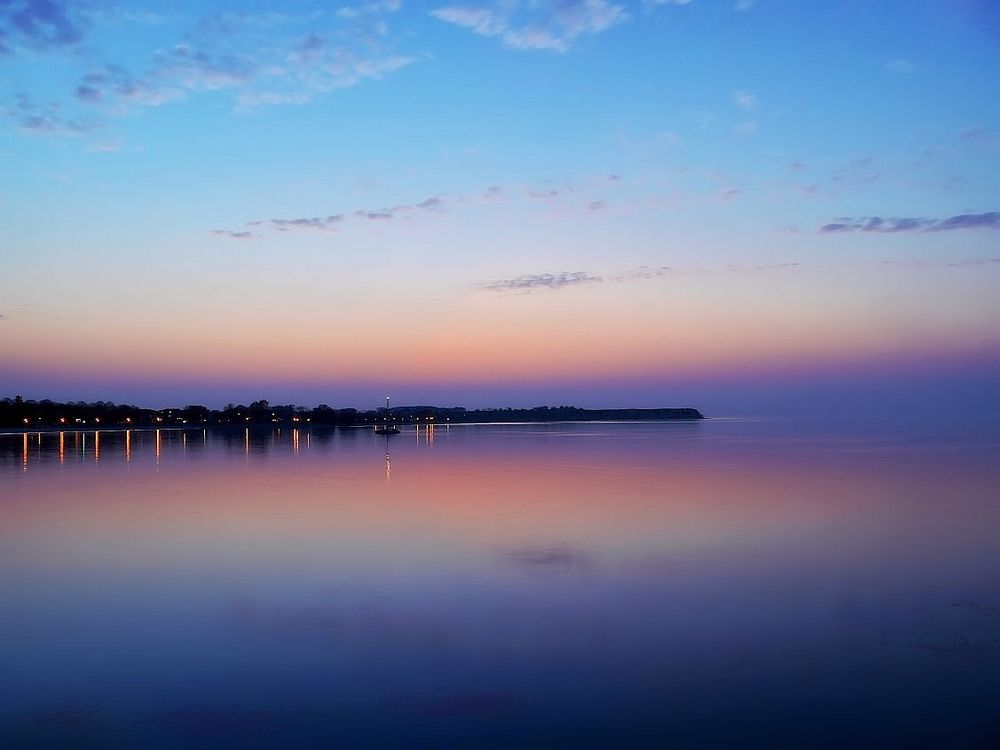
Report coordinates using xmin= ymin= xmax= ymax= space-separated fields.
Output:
xmin=374 ymin=395 xmax=400 ymax=435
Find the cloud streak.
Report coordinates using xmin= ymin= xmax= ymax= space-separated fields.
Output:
xmin=479 ymin=271 xmax=603 ymax=292
xmin=480 ymin=262 xmax=804 ymax=293
xmin=880 ymin=257 xmax=1000 ymax=269
xmin=431 ymin=1 xmax=628 ymax=52
xmin=820 ymin=211 xmax=1000 ymax=234
xmin=228 ymin=196 xmax=447 ymax=237
xmin=217 ymin=180 xmax=613 ymax=240
xmin=478 ymin=255 xmax=1000 ymax=297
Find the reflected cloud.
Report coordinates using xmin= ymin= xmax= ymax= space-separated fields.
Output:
xmin=499 ymin=542 xmax=593 ymax=574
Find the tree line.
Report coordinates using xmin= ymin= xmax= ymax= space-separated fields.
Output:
xmin=2 ymin=396 xmax=702 ymax=429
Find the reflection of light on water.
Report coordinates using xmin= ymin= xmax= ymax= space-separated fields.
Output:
xmin=155 ymin=430 xmax=161 ymax=464
xmin=414 ymin=423 xmax=435 ymax=446
xmin=59 ymin=431 xmax=65 ymax=464
xmin=125 ymin=430 xmax=131 ymax=463
xmin=244 ymin=428 xmax=249 ymax=457
xmin=22 ymin=432 xmax=28 ymax=469
xmin=94 ymin=431 xmax=100 ymax=463
xmin=292 ymin=428 xmax=300 ymax=454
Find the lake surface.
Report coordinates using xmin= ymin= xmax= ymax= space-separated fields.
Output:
xmin=2 ymin=419 xmax=999 ymax=748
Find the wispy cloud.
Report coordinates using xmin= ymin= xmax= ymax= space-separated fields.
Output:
xmin=74 ymin=64 xmax=184 ymax=111
xmin=880 ymin=257 xmax=1000 ymax=269
xmin=151 ymin=44 xmax=254 ymax=92
xmin=336 ymin=1 xmax=404 ymax=19
xmin=0 ymin=0 xmax=84 ymax=56
xmin=230 ymin=196 xmax=447 ymax=237
xmin=477 ymin=253 xmax=1000 ymax=297
xmin=247 ymin=215 xmax=345 ymax=233
xmin=481 ymin=184 xmax=506 ymax=201
xmin=886 ymin=58 xmax=914 ymax=74
xmin=732 ymin=90 xmax=756 ymax=111
xmin=479 ymin=262 xmax=807 ymax=294
xmin=266 ymin=32 xmax=416 ymax=101
xmin=479 ymin=271 xmax=603 ymax=292
xmin=820 ymin=211 xmax=1000 ymax=234
xmin=960 ymin=127 xmax=993 ymax=144
xmin=431 ymin=1 xmax=628 ymax=53
xmin=528 ymin=188 xmax=561 ymax=200
xmin=5 ymin=4 xmax=417 ymax=136
xmin=611 ymin=265 xmax=673 ymax=281
xmin=642 ymin=0 xmax=694 ymax=9
xmin=211 ymin=229 xmax=256 ymax=239
xmin=945 ymin=257 xmax=1000 ymax=267
xmin=215 ymin=174 xmax=629 ymax=240
xmin=4 ymin=92 xmax=98 ymax=134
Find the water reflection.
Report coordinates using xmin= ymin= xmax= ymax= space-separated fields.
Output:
xmin=1 ymin=421 xmax=998 ymax=748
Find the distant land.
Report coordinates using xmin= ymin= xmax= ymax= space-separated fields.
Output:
xmin=1 ymin=396 xmax=703 ymax=430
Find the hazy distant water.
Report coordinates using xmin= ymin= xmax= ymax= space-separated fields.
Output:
xmin=1 ymin=419 xmax=998 ymax=749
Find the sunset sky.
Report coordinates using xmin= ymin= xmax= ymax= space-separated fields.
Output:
xmin=2 ymin=0 xmax=998 ymax=412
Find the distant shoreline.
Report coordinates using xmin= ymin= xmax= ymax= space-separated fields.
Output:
xmin=2 ymin=398 xmax=703 ymax=431
xmin=1 ymin=416 xmax=705 ymax=437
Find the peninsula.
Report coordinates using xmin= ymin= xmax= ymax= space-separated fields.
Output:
xmin=2 ymin=397 xmax=703 ymax=430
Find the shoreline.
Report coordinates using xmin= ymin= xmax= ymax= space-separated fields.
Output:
xmin=1 ymin=418 xmax=705 ymax=437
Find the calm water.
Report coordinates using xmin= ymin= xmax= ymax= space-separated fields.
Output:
xmin=1 ymin=419 xmax=998 ymax=749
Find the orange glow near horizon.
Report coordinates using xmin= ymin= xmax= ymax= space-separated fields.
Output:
xmin=2 ymin=264 xmax=998 ymax=390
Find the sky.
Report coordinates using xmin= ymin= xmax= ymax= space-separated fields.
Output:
xmin=1 ymin=0 xmax=999 ymax=414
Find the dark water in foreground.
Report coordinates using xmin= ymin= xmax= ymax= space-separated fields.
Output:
xmin=1 ymin=419 xmax=998 ymax=749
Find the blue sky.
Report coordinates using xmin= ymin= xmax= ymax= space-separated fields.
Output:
xmin=1 ymin=0 xmax=999 ymax=411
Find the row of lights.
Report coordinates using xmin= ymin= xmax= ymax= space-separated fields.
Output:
xmin=21 ymin=415 xmax=134 ymax=425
